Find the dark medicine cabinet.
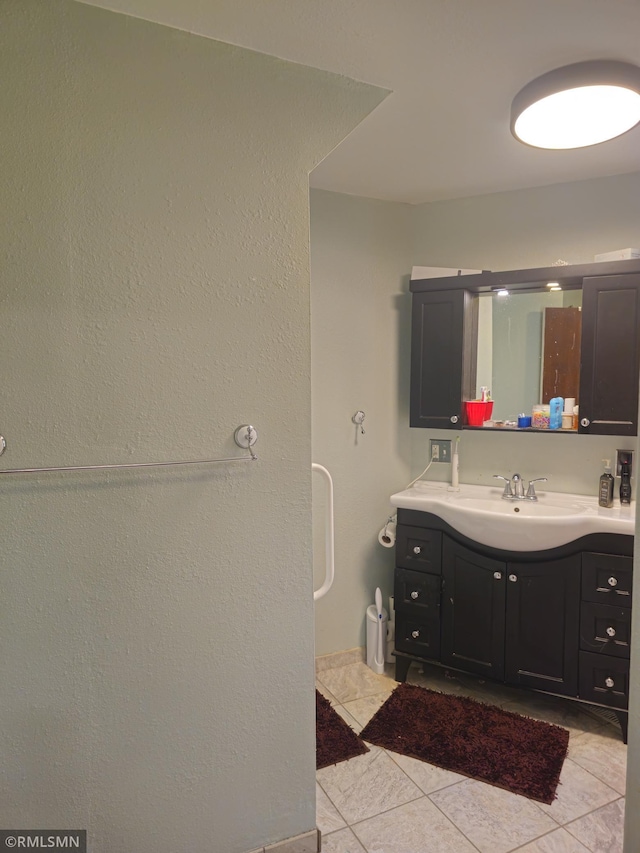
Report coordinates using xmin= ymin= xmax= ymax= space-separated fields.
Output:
xmin=410 ymin=259 xmax=640 ymax=436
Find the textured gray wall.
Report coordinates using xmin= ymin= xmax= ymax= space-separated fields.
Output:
xmin=0 ymin=3 xmax=386 ymax=851
xmin=310 ymin=189 xmax=413 ymax=656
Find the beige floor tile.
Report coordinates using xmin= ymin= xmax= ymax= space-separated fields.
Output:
xmin=568 ymin=730 xmax=628 ymax=794
xmin=316 ymin=746 xmax=421 ymax=824
xmin=565 ymin=798 xmax=625 ymax=853
xmin=352 ymin=796 xmax=477 ymax=853
xmin=319 ymin=827 xmax=366 ymax=853
xmin=317 ymin=661 xmax=396 ymax=704
xmin=342 ymin=690 xmax=394 ymax=729
xmin=538 ymin=757 xmax=619 ymax=825
xmin=429 ymin=777 xmax=557 ymax=853
xmin=333 ymin=704 xmax=365 ymax=735
xmin=316 ymin=680 xmax=339 ymax=705
xmin=316 ymin=783 xmax=346 ymax=835
xmin=514 ymin=828 xmax=591 ymax=852
xmin=385 ymin=750 xmax=466 ymax=795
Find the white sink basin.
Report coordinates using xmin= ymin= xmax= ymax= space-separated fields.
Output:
xmin=390 ymin=482 xmax=635 ymax=551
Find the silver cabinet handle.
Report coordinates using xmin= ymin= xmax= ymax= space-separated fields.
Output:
xmin=580 ymin=417 xmax=590 ymax=427
xmin=450 ymin=415 xmax=459 ymax=424
xmin=508 ymin=574 xmax=518 ymax=582
xmin=605 ymin=677 xmax=615 ymax=688
xmin=608 ymin=577 xmax=618 ymax=587
xmin=494 ymin=571 xmax=502 ymax=580
xmin=410 ymin=591 xmax=419 ymax=600
xmin=606 ymin=626 xmax=617 ymax=638
xmin=413 ymin=546 xmax=422 ymax=555
xmin=411 ymin=630 xmax=420 ymax=639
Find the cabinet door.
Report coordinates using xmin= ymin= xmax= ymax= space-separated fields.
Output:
xmin=579 ymin=274 xmax=640 ymax=436
xmin=505 ymin=556 xmax=580 ymax=695
xmin=441 ymin=537 xmax=505 ymax=680
xmin=410 ymin=289 xmax=477 ymax=428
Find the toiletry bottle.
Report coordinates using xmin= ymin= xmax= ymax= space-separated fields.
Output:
xmin=619 ymin=452 xmax=632 ymax=505
xmin=598 ymin=459 xmax=614 ymax=508
xmin=549 ymin=397 xmax=563 ymax=430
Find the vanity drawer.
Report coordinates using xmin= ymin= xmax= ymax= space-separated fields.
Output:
xmin=582 ymin=553 xmax=633 ymax=605
xmin=396 ymin=526 xmax=442 ymax=573
xmin=580 ymin=602 xmax=631 ymax=659
xmin=394 ymin=568 xmax=441 ymax=614
xmin=579 ymin=651 xmax=630 ymax=710
xmin=395 ymin=612 xmax=440 ymax=660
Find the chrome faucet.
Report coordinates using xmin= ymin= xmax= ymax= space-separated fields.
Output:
xmin=511 ymin=473 xmax=524 ymax=499
xmin=493 ymin=473 xmax=547 ymax=501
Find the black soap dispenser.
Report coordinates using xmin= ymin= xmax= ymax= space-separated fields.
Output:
xmin=599 ymin=460 xmax=614 ymax=508
xmin=619 ymin=452 xmax=632 ymax=505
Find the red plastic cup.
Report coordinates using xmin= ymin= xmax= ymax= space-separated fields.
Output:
xmin=465 ymin=400 xmax=494 ymax=426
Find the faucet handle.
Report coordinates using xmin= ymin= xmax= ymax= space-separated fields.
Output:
xmin=493 ymin=474 xmax=513 ymax=497
xmin=526 ymin=477 xmax=547 ymax=499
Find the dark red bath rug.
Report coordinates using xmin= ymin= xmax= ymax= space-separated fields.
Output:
xmin=316 ymin=690 xmax=369 ymax=770
xmin=359 ymin=682 xmax=569 ymax=803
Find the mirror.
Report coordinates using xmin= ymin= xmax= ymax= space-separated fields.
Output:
xmin=475 ymin=288 xmax=583 ymax=425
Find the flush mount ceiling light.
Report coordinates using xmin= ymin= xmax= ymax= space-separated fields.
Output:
xmin=511 ymin=60 xmax=640 ymax=149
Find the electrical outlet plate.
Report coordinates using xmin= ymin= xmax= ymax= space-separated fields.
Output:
xmin=616 ymin=449 xmax=634 ymax=478
xmin=430 ymin=439 xmax=452 ymax=463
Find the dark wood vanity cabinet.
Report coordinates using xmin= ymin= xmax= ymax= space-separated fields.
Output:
xmin=409 ymin=261 xmax=640 ymax=435
xmin=394 ymin=510 xmax=634 ymax=740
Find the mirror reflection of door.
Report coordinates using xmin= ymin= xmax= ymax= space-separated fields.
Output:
xmin=542 ymin=306 xmax=582 ymax=403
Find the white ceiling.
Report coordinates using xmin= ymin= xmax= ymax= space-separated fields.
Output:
xmin=79 ymin=0 xmax=640 ymax=204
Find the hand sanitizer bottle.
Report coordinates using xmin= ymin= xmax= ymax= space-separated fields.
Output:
xmin=598 ymin=460 xmax=614 ymax=508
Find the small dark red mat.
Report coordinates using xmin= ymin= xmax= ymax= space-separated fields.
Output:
xmin=316 ymin=690 xmax=369 ymax=770
xmin=359 ymin=682 xmax=569 ymax=804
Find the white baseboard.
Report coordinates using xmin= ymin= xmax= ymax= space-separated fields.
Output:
xmin=248 ymin=827 xmax=320 ymax=853
xmin=315 ymin=647 xmax=365 ymax=673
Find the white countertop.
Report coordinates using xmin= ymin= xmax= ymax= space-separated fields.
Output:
xmin=390 ymin=481 xmax=635 ymax=551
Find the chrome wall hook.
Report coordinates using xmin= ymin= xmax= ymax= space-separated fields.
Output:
xmin=234 ymin=425 xmax=258 ymax=459
xmin=352 ymin=411 xmax=366 ymax=435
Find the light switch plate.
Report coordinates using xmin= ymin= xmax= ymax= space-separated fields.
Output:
xmin=430 ymin=439 xmax=452 ymax=463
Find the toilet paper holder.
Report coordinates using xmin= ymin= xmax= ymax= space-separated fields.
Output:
xmin=378 ymin=514 xmax=397 ymax=548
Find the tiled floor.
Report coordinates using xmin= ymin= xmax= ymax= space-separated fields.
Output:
xmin=315 ymin=656 xmax=627 ymax=853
